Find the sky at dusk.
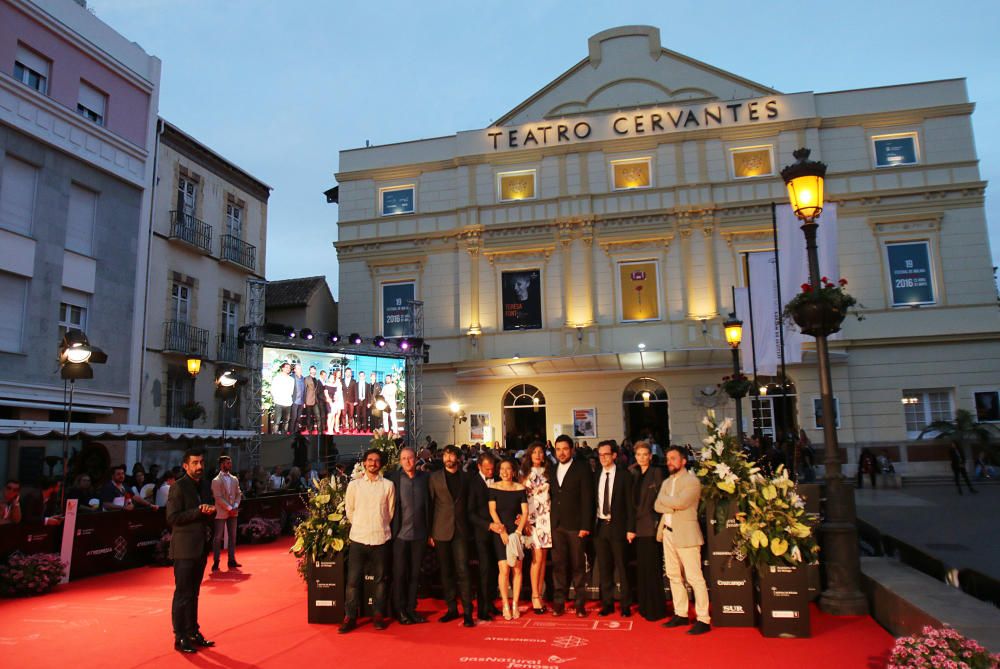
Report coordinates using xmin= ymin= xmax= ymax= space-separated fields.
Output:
xmin=88 ymin=0 xmax=1000 ymax=300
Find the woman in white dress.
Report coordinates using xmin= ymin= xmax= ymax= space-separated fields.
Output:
xmin=519 ymin=442 xmax=553 ymax=614
xmin=327 ymin=369 xmax=345 ymax=434
xmin=381 ymin=374 xmax=398 ymax=433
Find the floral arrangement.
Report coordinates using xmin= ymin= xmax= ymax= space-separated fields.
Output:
xmin=0 ymin=552 xmax=66 ymax=596
xmin=180 ymin=400 xmax=206 ymax=422
xmin=290 ymin=475 xmax=350 ymax=581
xmin=351 ymin=429 xmax=402 ymax=479
xmin=239 ymin=517 xmax=281 ymax=543
xmin=695 ymin=409 xmax=758 ymax=529
xmin=733 ymin=466 xmax=819 ymax=566
xmin=888 ymin=626 xmax=1000 ymax=669
xmin=720 ymin=373 xmax=753 ymax=399
xmin=782 ymin=277 xmax=863 ymax=325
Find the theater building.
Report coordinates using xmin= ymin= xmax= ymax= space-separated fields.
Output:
xmin=334 ymin=26 xmax=1000 ymax=475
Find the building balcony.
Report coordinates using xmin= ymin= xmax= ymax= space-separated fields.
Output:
xmin=169 ymin=211 xmax=213 ymax=254
xmin=220 ymin=234 xmax=257 ymax=271
xmin=216 ymin=334 xmax=248 ymax=367
xmin=163 ymin=320 xmax=209 ymax=358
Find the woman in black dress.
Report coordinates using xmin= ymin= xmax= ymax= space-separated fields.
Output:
xmin=488 ymin=459 xmax=528 ymax=620
xmin=631 ymin=441 xmax=667 ymax=621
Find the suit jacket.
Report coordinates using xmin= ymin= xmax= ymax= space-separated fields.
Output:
xmin=167 ymin=474 xmax=212 ymax=560
xmin=465 ymin=471 xmax=494 ymax=540
xmin=653 ymin=469 xmax=703 ymax=548
xmin=593 ymin=465 xmax=635 ymax=538
xmin=631 ymin=464 xmax=665 ymax=538
xmin=356 ymin=381 xmax=374 ymax=406
xmin=428 ymin=468 xmax=470 ymax=541
xmin=550 ymin=458 xmax=595 ymax=533
xmin=342 ymin=378 xmax=358 ymax=404
xmin=387 ymin=469 xmax=430 ymax=539
xmin=20 ymin=489 xmax=60 ymax=524
xmin=211 ymin=472 xmax=242 ymax=519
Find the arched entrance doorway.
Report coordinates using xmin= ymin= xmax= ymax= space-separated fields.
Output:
xmin=749 ymin=376 xmax=798 ymax=442
xmin=502 ymin=384 xmax=546 ymax=451
xmin=623 ymin=377 xmax=669 ymax=446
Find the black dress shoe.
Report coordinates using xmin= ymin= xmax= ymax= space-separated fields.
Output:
xmin=598 ymin=605 xmax=614 ymax=616
xmin=489 ymin=605 xmax=502 ymax=617
xmin=397 ymin=613 xmax=414 ymax=625
xmin=409 ymin=611 xmax=428 ymax=624
xmin=575 ymin=606 xmax=587 ymax=618
xmin=192 ymin=632 xmax=215 ymax=647
xmin=338 ymin=618 xmax=357 ymax=634
xmin=174 ymin=637 xmax=197 ymax=654
xmin=478 ymin=611 xmax=494 ymax=621
xmin=621 ymin=607 xmax=632 ymax=618
xmin=463 ymin=614 xmax=475 ymax=628
xmin=439 ymin=610 xmax=461 ymax=623
xmin=211 ymin=563 xmax=220 ymax=572
xmin=662 ymin=615 xmax=689 ymax=628
xmin=687 ymin=621 xmax=711 ymax=635
xmin=551 ymin=605 xmax=565 ymax=617
xmin=373 ymin=616 xmax=389 ymax=631
xmin=228 ymin=561 xmax=242 ymax=568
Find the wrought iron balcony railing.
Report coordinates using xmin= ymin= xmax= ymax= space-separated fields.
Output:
xmin=216 ymin=334 xmax=248 ymax=366
xmin=163 ymin=320 xmax=209 ymax=357
xmin=169 ymin=211 xmax=213 ymax=253
xmin=220 ymin=234 xmax=257 ymax=271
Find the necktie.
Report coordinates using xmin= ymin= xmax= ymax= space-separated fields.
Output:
xmin=360 ymin=384 xmax=365 ymax=400
xmin=602 ymin=472 xmax=611 ymax=517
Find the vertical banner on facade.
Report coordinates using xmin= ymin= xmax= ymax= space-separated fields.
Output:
xmin=501 ymin=269 xmax=542 ymax=330
xmin=775 ymin=203 xmax=839 ymax=337
xmin=746 ymin=252 xmax=805 ymax=376
xmin=382 ymin=282 xmax=415 ymax=337
xmin=619 ymin=260 xmax=659 ymax=321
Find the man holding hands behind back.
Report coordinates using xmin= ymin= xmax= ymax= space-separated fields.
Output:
xmin=549 ymin=434 xmax=594 ymax=618
xmin=167 ymin=448 xmax=217 ymax=654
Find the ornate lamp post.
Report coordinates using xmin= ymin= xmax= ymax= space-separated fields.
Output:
xmin=781 ymin=148 xmax=867 ymax=616
xmin=723 ymin=314 xmax=745 ymax=441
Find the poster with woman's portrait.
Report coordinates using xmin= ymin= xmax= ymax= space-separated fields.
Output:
xmin=469 ymin=412 xmax=490 ymax=441
xmin=573 ymin=408 xmax=597 ymax=439
xmin=502 ymin=269 xmax=542 ymax=330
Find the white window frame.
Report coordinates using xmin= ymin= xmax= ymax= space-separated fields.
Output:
xmin=225 ymin=203 xmax=243 ymax=239
xmin=972 ymin=389 xmax=1000 ymax=424
xmin=884 ymin=240 xmax=936 ymax=307
xmin=178 ymin=177 xmax=197 ymax=216
xmin=496 ymin=169 xmax=538 ymax=202
xmin=13 ymin=44 xmax=49 ymax=95
xmin=609 ymin=157 xmax=653 ymax=191
xmin=378 ymin=184 xmax=416 ymax=216
xmin=729 ymin=144 xmax=775 ymax=180
xmin=812 ymin=397 xmax=841 ymax=430
xmin=616 ymin=259 xmax=662 ymax=323
xmin=77 ymin=80 xmax=106 ymax=126
xmin=171 ymin=283 xmax=190 ymax=324
xmin=58 ymin=291 xmax=89 ymax=337
xmin=871 ymin=132 xmax=920 ymax=169
xmin=901 ymin=389 xmax=953 ymax=438
xmin=221 ymin=298 xmax=239 ymax=341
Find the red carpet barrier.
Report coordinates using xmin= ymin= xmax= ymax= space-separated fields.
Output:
xmin=0 ymin=522 xmax=60 ymax=559
xmin=68 ymin=509 xmax=167 ymax=579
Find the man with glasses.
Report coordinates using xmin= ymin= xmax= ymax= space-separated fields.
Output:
xmin=340 ymin=448 xmax=395 ymax=633
xmin=593 ymin=441 xmax=635 ymax=618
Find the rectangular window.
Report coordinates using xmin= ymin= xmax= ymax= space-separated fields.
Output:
xmin=497 ymin=170 xmax=537 ymax=201
xmin=618 ymin=260 xmax=660 ymax=322
xmin=166 ymin=369 xmax=195 ymax=427
xmin=902 ymin=389 xmax=952 ymax=437
xmin=730 ymin=146 xmax=774 ymax=179
xmin=379 ymin=185 xmax=415 ymax=216
xmin=0 ymin=156 xmax=38 ymax=236
xmin=974 ymin=391 xmax=1000 ymax=422
xmin=171 ymin=283 xmax=190 ymax=323
xmin=177 ymin=177 xmax=197 ymax=216
xmin=58 ymin=289 xmax=89 ymax=338
xmin=221 ymin=299 xmax=238 ymax=341
xmin=873 ymin=133 xmax=919 ymax=168
xmin=610 ymin=158 xmax=652 ymax=190
xmin=13 ymin=44 xmax=49 ymax=95
xmin=0 ymin=272 xmax=27 ymax=352
xmin=66 ymin=184 xmax=97 ymax=256
xmin=77 ymin=81 xmax=107 ymax=126
xmin=885 ymin=241 xmax=935 ymax=306
xmin=225 ymin=203 xmax=243 ymax=239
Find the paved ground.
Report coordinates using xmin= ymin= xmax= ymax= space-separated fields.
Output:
xmin=855 ymin=480 xmax=1000 ymax=580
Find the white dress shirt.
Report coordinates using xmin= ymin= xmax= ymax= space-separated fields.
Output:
xmin=597 ymin=465 xmax=617 ymax=520
xmin=345 ymin=474 xmax=396 ymax=546
xmin=271 ymin=372 xmax=294 ymax=407
xmin=556 ymin=461 xmax=571 ymax=486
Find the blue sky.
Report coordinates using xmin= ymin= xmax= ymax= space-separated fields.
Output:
xmin=89 ymin=0 xmax=1000 ymax=300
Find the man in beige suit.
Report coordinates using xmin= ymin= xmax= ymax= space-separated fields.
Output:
xmin=211 ymin=455 xmax=242 ymax=571
xmin=655 ymin=446 xmax=711 ymax=635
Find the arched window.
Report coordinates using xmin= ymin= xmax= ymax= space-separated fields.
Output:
xmin=502 ymin=384 xmax=546 ymax=450
xmin=622 ymin=377 xmax=669 ymax=445
xmin=504 ymin=384 xmax=546 ymax=409
xmin=623 ymin=377 xmax=668 ymax=405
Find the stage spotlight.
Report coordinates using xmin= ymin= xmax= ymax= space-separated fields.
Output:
xmin=397 ymin=337 xmax=411 ymax=351
xmin=328 ymin=332 xmax=341 ymax=344
xmin=264 ymin=322 xmax=296 ymax=338
xmin=373 ymin=336 xmax=386 ymax=348
xmin=300 ymin=328 xmax=314 ymax=340
xmin=349 ymin=333 xmax=363 ymax=345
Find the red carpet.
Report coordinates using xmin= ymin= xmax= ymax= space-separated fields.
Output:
xmin=0 ymin=542 xmax=894 ymax=669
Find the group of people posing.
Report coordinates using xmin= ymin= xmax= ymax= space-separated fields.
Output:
xmin=340 ymin=434 xmax=712 ymax=636
xmin=270 ymin=363 xmax=399 ymax=436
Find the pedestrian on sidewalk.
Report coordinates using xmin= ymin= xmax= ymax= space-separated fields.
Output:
xmin=949 ymin=442 xmax=978 ymax=495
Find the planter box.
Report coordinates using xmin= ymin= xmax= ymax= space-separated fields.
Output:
xmin=307 ymin=556 xmax=346 ymax=624
xmin=705 ymin=502 xmax=755 ymax=627
xmin=756 ymin=563 xmax=812 ymax=638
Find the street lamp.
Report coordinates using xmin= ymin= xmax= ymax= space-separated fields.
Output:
xmin=723 ymin=313 xmax=744 ymax=441
xmin=58 ymin=329 xmax=107 ymax=508
xmin=186 ymin=356 xmax=202 ymax=377
xmin=449 ymin=401 xmax=466 ymax=445
xmin=781 ymin=147 xmax=867 ymax=616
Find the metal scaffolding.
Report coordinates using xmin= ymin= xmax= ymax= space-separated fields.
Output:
xmin=404 ymin=300 xmax=424 ymax=449
xmin=243 ymin=278 xmax=266 ymax=466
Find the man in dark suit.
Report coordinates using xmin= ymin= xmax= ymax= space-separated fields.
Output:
xmin=19 ymin=477 xmax=63 ymax=525
xmin=594 ymin=441 xmax=636 ymax=617
xmin=428 ymin=444 xmax=475 ymax=627
xmin=342 ymin=367 xmax=358 ymax=432
xmin=355 ymin=371 xmax=372 ymax=432
xmin=466 ymin=451 xmax=501 ymax=620
xmin=388 ymin=447 xmax=430 ymax=624
xmin=167 ymin=448 xmax=217 ymax=654
xmin=550 ymin=434 xmax=595 ymax=617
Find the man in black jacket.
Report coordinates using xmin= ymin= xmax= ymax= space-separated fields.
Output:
xmin=428 ymin=445 xmax=475 ymax=627
xmin=388 ymin=447 xmax=430 ymax=624
xmin=466 ymin=451 xmax=501 ymax=620
xmin=167 ymin=448 xmax=217 ymax=654
xmin=550 ymin=434 xmax=595 ymax=617
xmin=593 ymin=441 xmax=636 ymax=617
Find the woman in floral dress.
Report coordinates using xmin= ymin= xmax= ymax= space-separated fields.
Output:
xmin=520 ymin=443 xmax=553 ymax=614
